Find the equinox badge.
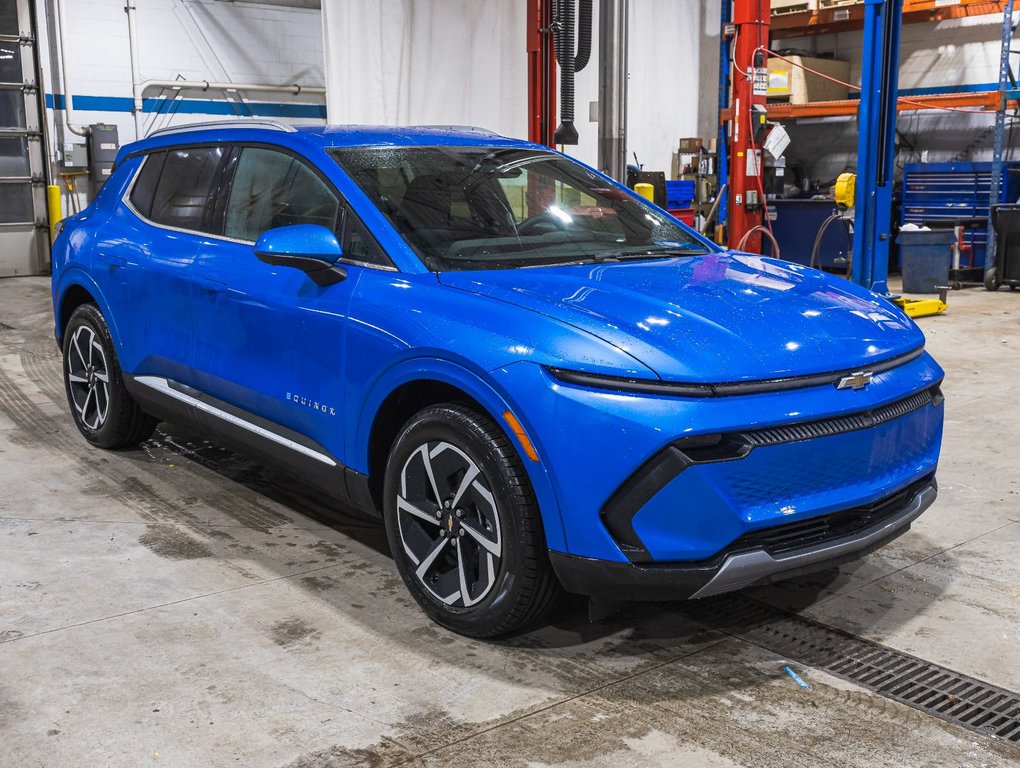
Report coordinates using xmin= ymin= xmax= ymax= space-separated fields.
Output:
xmin=836 ymin=371 xmax=874 ymax=390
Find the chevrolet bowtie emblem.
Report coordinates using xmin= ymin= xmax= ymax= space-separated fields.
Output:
xmin=447 ymin=516 xmax=454 ymax=532
xmin=836 ymin=371 xmax=874 ymax=390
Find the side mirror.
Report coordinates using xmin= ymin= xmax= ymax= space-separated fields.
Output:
xmin=253 ymin=224 xmax=347 ymax=286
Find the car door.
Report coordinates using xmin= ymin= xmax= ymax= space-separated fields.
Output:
xmin=190 ymin=144 xmax=365 ymax=463
xmin=113 ymin=145 xmax=227 ymax=384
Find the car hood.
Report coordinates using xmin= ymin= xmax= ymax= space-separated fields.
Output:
xmin=438 ymin=253 xmax=924 ymax=383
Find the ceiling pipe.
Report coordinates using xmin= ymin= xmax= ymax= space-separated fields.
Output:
xmin=139 ymin=80 xmax=326 ymax=96
xmin=54 ymin=0 xmax=87 ymax=136
xmin=125 ymin=2 xmax=143 ymax=139
xmin=597 ymin=0 xmax=627 ymax=181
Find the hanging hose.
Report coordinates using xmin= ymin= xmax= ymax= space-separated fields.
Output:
xmin=810 ymin=213 xmax=853 ymax=276
xmin=737 ymin=225 xmax=781 ymax=258
xmin=574 ymin=0 xmax=593 ymax=72
xmin=553 ymin=0 xmax=577 ymax=144
xmin=552 ymin=0 xmax=592 ymax=145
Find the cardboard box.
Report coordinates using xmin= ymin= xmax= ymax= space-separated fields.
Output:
xmin=770 ymin=0 xmax=819 ymax=14
xmin=677 ymin=137 xmax=704 ymax=154
xmin=767 ymin=55 xmax=851 ymax=103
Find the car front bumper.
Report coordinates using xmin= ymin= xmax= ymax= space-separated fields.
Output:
xmin=549 ymin=475 xmax=937 ymax=602
xmin=495 ymin=353 xmax=944 ymax=564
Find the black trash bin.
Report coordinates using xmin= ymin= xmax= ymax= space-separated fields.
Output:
xmin=988 ymin=204 xmax=1020 ymax=290
xmin=895 ymin=229 xmax=955 ymax=294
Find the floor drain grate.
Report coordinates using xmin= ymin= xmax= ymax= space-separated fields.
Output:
xmin=683 ymin=595 xmax=1020 ymax=748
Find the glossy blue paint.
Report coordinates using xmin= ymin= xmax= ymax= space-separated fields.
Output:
xmin=253 ymin=224 xmax=344 ymax=264
xmin=53 ymin=123 xmax=944 ymax=577
xmin=439 ymin=253 xmax=923 ymax=383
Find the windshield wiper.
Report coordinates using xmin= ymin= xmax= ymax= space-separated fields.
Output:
xmin=589 ymin=247 xmax=708 ymax=262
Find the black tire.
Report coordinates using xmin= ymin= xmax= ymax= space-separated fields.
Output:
xmin=984 ymin=268 xmax=1000 ymax=292
xmin=383 ymin=403 xmax=561 ymax=638
xmin=62 ymin=304 xmax=158 ymax=449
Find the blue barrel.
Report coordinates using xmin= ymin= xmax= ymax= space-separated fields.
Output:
xmin=895 ymin=229 xmax=955 ymax=294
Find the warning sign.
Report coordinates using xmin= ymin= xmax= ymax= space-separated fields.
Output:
xmin=753 ymin=67 xmax=768 ymax=97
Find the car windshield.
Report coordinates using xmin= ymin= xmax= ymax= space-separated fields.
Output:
xmin=330 ymin=146 xmax=714 ymax=271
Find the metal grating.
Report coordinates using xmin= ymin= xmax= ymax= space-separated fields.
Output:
xmin=683 ymin=595 xmax=1020 ymax=748
xmin=741 ymin=386 xmax=939 ymax=448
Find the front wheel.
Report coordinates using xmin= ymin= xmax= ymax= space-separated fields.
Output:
xmin=62 ymin=304 xmax=158 ymax=449
xmin=383 ymin=404 xmax=560 ymax=637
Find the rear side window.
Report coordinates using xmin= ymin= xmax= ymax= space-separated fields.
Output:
xmin=128 ymin=151 xmax=166 ymax=219
xmin=224 ymin=146 xmax=340 ymax=242
xmin=149 ymin=146 xmax=225 ymax=231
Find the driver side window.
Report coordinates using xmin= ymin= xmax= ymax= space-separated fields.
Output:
xmin=223 ymin=147 xmax=340 ymax=242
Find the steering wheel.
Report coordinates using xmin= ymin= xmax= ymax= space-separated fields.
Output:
xmin=517 ymin=210 xmax=569 ymax=235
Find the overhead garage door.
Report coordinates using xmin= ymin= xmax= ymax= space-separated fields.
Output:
xmin=0 ymin=0 xmax=48 ymax=277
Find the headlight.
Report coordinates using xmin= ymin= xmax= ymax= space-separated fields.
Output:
xmin=545 ymin=366 xmax=713 ymax=397
xmin=547 ymin=345 xmax=925 ymax=398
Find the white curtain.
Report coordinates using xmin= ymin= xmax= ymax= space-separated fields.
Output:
xmin=321 ymin=0 xmax=719 ymax=174
xmin=322 ymin=0 xmax=527 ymax=138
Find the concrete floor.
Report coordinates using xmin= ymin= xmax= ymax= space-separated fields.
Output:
xmin=1 ymin=276 xmax=1018 ymax=767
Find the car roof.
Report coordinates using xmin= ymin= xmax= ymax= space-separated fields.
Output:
xmin=114 ymin=121 xmax=538 ymax=165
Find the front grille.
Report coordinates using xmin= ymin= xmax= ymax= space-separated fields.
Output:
xmin=741 ymin=386 xmax=941 ymax=448
xmin=725 ymin=475 xmax=932 ymax=557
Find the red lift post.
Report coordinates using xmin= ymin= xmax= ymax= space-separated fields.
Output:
xmin=527 ymin=0 xmax=558 ymax=147
xmin=726 ymin=0 xmax=770 ymax=252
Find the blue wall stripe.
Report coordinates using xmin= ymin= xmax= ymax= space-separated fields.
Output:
xmin=45 ymin=93 xmax=326 ymax=119
xmin=45 ymin=82 xmax=997 ymax=119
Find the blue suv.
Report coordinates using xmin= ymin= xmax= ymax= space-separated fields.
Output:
xmin=51 ymin=121 xmax=944 ymax=637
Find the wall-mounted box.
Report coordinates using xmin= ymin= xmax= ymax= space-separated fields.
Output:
xmin=87 ymin=124 xmax=119 ymax=185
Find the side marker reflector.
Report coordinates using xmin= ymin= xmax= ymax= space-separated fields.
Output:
xmin=502 ymin=410 xmax=540 ymax=463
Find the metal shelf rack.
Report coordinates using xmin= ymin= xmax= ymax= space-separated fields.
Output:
xmin=719 ymin=0 xmax=1018 ymax=287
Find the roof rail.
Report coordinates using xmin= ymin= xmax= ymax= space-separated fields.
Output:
xmin=146 ymin=119 xmax=297 ymax=138
xmin=418 ymin=125 xmax=503 ymax=136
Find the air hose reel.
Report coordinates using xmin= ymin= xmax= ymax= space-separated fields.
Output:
xmin=834 ymin=172 xmax=856 ymax=209
xmin=810 ymin=173 xmax=857 ymax=273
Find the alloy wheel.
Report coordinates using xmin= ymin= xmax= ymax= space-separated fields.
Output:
xmin=66 ymin=325 xmax=110 ymax=431
xmin=396 ymin=441 xmax=503 ymax=608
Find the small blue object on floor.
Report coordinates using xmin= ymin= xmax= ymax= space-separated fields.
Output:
xmin=784 ymin=665 xmax=810 ymax=689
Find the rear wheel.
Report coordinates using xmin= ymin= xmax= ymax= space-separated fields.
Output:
xmin=383 ymin=403 xmax=560 ymax=637
xmin=63 ymin=304 xmax=158 ymax=448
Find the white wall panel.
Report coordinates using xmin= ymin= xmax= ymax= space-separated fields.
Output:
xmin=40 ymin=0 xmax=326 ymax=149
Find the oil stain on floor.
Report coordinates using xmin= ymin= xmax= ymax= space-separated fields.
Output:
xmin=138 ymin=524 xmax=213 ymax=560
xmin=270 ymin=617 xmax=323 ymax=648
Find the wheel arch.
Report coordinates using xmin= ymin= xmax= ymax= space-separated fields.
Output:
xmin=54 ymin=271 xmax=120 ymax=350
xmin=355 ymin=358 xmax=568 ymax=553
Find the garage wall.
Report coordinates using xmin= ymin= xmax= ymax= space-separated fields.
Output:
xmin=774 ymin=13 xmax=1016 ymax=187
xmin=38 ymin=0 xmax=325 ymax=182
xmin=321 ymin=0 xmax=721 ymax=177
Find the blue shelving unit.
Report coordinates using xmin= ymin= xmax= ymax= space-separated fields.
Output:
xmin=901 ymin=161 xmax=1020 ymax=271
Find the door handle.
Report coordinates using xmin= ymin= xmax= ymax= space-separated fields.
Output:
xmin=98 ymin=253 xmax=127 ymax=270
xmin=199 ymin=276 xmax=227 ymax=294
